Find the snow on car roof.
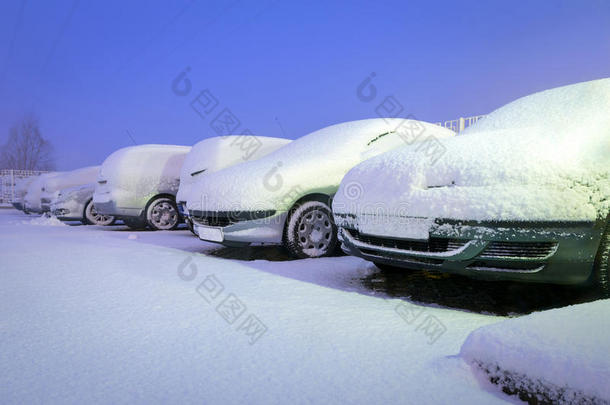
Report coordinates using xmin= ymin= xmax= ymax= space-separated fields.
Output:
xmin=177 ymin=136 xmax=291 ymax=203
xmin=334 ymin=78 xmax=610 ymax=222
xmin=99 ymin=144 xmax=191 ymax=189
xmin=186 ymin=118 xmax=455 ymax=212
xmin=43 ymin=166 xmax=100 ymax=193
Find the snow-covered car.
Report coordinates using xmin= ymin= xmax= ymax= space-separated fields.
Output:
xmin=40 ymin=166 xmax=100 ymax=212
xmin=93 ymin=145 xmax=191 ymax=230
xmin=24 ymin=172 xmax=61 ymax=214
xmin=176 ymin=135 xmax=291 ymax=234
xmin=51 ymin=183 xmax=115 ymax=225
xmin=333 ymin=79 xmax=610 ymax=292
xmin=11 ymin=176 xmax=38 ymax=212
xmin=186 ymin=119 xmax=456 ymax=258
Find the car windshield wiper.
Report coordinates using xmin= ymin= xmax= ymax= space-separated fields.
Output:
xmin=190 ymin=169 xmax=207 ymax=177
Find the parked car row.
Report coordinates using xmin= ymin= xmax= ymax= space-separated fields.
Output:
xmin=12 ymin=79 xmax=610 ymax=294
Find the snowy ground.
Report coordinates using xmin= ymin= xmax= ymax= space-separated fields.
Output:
xmin=0 ymin=208 xmax=551 ymax=404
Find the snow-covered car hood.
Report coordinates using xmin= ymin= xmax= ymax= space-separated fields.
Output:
xmin=95 ymin=144 xmax=191 ymax=203
xmin=176 ymin=135 xmax=291 ymax=203
xmin=186 ymin=119 xmax=455 ymax=212
xmin=334 ymin=78 xmax=610 ymax=223
xmin=41 ymin=166 xmax=100 ymax=202
xmin=53 ymin=183 xmax=95 ymax=205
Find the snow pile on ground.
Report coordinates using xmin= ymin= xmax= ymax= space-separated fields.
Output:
xmin=461 ymin=299 xmax=610 ymax=403
xmin=94 ymin=144 xmax=191 ymax=204
xmin=176 ymin=135 xmax=290 ymax=203
xmin=187 ymin=119 xmax=454 ymax=212
xmin=334 ymin=79 xmax=610 ymax=222
xmin=21 ymin=214 xmax=66 ymax=226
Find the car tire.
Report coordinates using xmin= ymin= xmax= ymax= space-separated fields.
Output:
xmin=283 ymin=200 xmax=338 ymax=259
xmin=82 ymin=200 xmax=116 ymax=226
xmin=593 ymin=219 xmax=610 ymax=297
xmin=123 ymin=216 xmax=148 ymax=230
xmin=146 ymin=197 xmax=180 ymax=231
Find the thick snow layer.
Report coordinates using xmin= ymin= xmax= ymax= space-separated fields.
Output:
xmin=57 ymin=183 xmax=96 ymax=202
xmin=24 ymin=172 xmax=61 ymax=210
xmin=94 ymin=144 xmax=191 ymax=207
xmin=41 ymin=166 xmax=100 ymax=203
xmin=186 ymin=119 xmax=455 ymax=212
xmin=461 ymin=300 xmax=610 ymax=402
xmin=0 ymin=209 xmax=506 ymax=404
xmin=176 ymin=135 xmax=291 ymax=203
xmin=42 ymin=166 xmax=100 ymax=194
xmin=334 ymin=79 xmax=610 ymax=223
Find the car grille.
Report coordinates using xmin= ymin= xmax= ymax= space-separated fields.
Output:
xmin=467 ymin=261 xmax=545 ymax=273
xmin=41 ymin=198 xmax=51 ymax=204
xmin=190 ymin=210 xmax=276 ymax=227
xmin=477 ymin=241 xmax=558 ymax=259
xmin=346 ymin=229 xmax=467 ymax=253
xmin=193 ymin=216 xmax=239 ymax=227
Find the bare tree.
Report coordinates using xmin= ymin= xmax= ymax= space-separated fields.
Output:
xmin=0 ymin=115 xmax=55 ymax=170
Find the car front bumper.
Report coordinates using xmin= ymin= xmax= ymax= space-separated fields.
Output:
xmin=51 ymin=199 xmax=83 ymax=221
xmin=11 ymin=202 xmax=24 ymax=211
xmin=337 ymin=215 xmax=607 ymax=285
xmin=189 ymin=209 xmax=287 ymax=246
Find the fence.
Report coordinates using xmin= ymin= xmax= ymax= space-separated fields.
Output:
xmin=0 ymin=170 xmax=49 ymax=206
xmin=435 ymin=115 xmax=486 ymax=133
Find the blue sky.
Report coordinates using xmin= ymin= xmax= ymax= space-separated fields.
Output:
xmin=0 ymin=0 xmax=609 ymax=170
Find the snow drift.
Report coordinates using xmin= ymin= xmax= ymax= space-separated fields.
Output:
xmin=461 ymin=299 xmax=610 ymax=403
xmin=334 ymin=78 xmax=610 ymax=222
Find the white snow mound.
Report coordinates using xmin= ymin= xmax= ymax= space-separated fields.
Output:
xmin=460 ymin=299 xmax=610 ymax=402
xmin=335 ymin=78 xmax=610 ymax=222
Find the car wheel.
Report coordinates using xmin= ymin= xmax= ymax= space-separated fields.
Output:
xmin=593 ymin=219 xmax=610 ymax=297
xmin=283 ymin=200 xmax=338 ymax=259
xmin=83 ymin=200 xmax=115 ymax=226
xmin=146 ymin=197 xmax=180 ymax=231
xmin=123 ymin=217 xmax=148 ymax=230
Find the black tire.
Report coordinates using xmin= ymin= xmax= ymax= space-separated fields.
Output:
xmin=593 ymin=219 xmax=610 ymax=298
xmin=146 ymin=197 xmax=180 ymax=231
xmin=82 ymin=200 xmax=116 ymax=226
xmin=123 ymin=216 xmax=148 ymax=230
xmin=283 ymin=200 xmax=338 ymax=259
